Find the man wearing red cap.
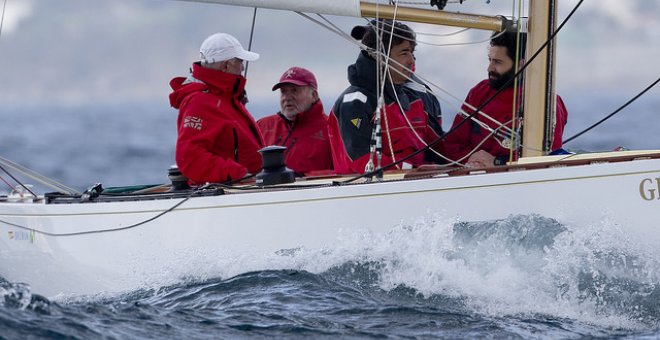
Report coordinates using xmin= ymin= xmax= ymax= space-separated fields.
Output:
xmin=169 ymin=32 xmax=264 ymax=184
xmin=257 ymin=66 xmax=333 ymax=176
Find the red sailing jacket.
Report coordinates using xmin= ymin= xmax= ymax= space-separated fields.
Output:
xmin=169 ymin=63 xmax=264 ymax=183
xmin=256 ymin=100 xmax=333 ymax=175
xmin=443 ymin=79 xmax=568 ymax=163
xmin=328 ymin=52 xmax=444 ymax=174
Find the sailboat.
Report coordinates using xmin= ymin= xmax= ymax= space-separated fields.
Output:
xmin=1 ymin=0 xmax=659 ymax=298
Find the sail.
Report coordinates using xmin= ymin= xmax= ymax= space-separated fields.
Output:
xmin=174 ymin=0 xmax=362 ymax=17
xmin=174 ymin=0 xmax=506 ymax=31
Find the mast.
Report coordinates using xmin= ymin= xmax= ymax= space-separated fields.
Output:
xmin=522 ymin=0 xmax=558 ymax=157
xmin=174 ymin=0 xmax=507 ymax=31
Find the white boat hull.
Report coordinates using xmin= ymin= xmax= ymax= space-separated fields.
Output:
xmin=2 ymin=153 xmax=660 ymax=297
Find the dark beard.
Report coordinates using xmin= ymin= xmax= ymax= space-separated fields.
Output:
xmin=488 ymin=68 xmax=516 ymax=90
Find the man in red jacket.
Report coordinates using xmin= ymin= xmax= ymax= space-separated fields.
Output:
xmin=257 ymin=67 xmax=333 ymax=176
xmin=443 ymin=31 xmax=568 ymax=167
xmin=169 ymin=33 xmax=264 ymax=184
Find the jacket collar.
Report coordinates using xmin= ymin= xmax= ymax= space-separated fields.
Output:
xmin=191 ymin=62 xmax=247 ymax=99
xmin=278 ymin=100 xmax=324 ymax=127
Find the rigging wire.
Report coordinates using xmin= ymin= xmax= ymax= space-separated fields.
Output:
xmin=508 ymin=0 xmax=524 ymax=162
xmin=301 ymin=5 xmax=544 ymax=167
xmin=0 ymin=164 xmax=37 ymax=197
xmin=2 ymin=0 xmax=603 ymax=236
xmin=378 ymin=7 xmax=403 ymax=172
xmin=0 ymin=0 xmax=7 ymax=40
xmin=563 ymin=76 xmax=660 ymax=145
xmin=243 ymin=7 xmax=258 ymax=78
xmin=0 ymin=1 xmax=82 ymax=196
xmin=298 ymin=10 xmax=516 ymax=166
xmin=366 ymin=18 xmax=503 ymax=47
xmin=339 ymin=0 xmax=586 ymax=184
xmin=365 ymin=17 xmax=515 ymax=163
xmin=0 ymin=155 xmax=81 ymax=195
xmin=414 ymin=27 xmax=470 ymax=37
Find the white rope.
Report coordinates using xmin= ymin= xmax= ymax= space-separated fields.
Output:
xmin=296 ymin=5 xmax=524 ymax=166
xmin=378 ymin=5 xmax=401 ymax=169
xmin=385 ymin=55 xmax=518 ymax=147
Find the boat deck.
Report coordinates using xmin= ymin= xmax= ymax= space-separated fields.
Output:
xmin=3 ymin=150 xmax=660 ymax=205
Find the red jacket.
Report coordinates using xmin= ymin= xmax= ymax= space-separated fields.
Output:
xmin=257 ymin=100 xmax=333 ymax=175
xmin=443 ymin=79 xmax=568 ymax=163
xmin=328 ymin=52 xmax=444 ymax=174
xmin=169 ymin=63 xmax=264 ymax=183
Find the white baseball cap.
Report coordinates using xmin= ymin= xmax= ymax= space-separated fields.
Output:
xmin=199 ymin=33 xmax=259 ymax=64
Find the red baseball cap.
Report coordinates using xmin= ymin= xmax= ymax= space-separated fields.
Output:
xmin=272 ymin=66 xmax=318 ymax=91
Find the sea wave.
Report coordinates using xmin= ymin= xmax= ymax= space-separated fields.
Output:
xmin=1 ymin=214 xmax=659 ymax=338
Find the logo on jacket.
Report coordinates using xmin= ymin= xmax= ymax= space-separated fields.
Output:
xmin=183 ymin=116 xmax=203 ymax=130
xmin=312 ymin=130 xmax=326 ymax=140
xmin=350 ymin=118 xmax=362 ymax=129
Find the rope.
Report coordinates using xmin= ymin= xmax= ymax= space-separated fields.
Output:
xmin=0 ymin=194 xmax=193 ymax=237
xmin=0 ymin=173 xmax=256 ymax=237
xmin=379 ymin=7 xmax=402 ymax=173
xmin=339 ymin=0 xmax=586 ymax=184
xmin=563 ymin=76 xmax=660 ymax=145
xmin=298 ymin=0 xmax=584 ymax=180
xmin=298 ymin=11 xmax=515 ymax=165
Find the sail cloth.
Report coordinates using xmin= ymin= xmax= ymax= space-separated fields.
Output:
xmin=174 ymin=0 xmax=362 ymax=17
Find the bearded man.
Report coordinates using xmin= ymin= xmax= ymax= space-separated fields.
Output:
xmin=442 ymin=31 xmax=568 ymax=167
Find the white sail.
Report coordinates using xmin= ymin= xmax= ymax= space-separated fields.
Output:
xmin=175 ymin=0 xmax=362 ymax=17
xmin=173 ymin=0 xmax=506 ymax=30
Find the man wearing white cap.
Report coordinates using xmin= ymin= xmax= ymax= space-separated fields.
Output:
xmin=257 ymin=67 xmax=333 ymax=176
xmin=169 ymin=33 xmax=264 ymax=184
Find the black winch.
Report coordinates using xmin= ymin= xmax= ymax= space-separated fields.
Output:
xmin=256 ymin=145 xmax=295 ymax=186
xmin=168 ymin=165 xmax=190 ymax=190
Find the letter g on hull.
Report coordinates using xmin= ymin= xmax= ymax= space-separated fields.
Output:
xmin=639 ymin=177 xmax=660 ymax=201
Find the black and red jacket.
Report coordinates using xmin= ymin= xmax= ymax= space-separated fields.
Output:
xmin=257 ymin=100 xmax=333 ymax=175
xmin=169 ymin=63 xmax=264 ymax=184
xmin=328 ymin=51 xmax=444 ymax=174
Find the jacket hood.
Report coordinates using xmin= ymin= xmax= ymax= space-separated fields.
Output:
xmin=347 ymin=51 xmax=409 ymax=110
xmin=169 ymin=76 xmax=206 ymax=109
xmin=347 ymin=51 xmax=379 ymax=93
xmin=169 ymin=62 xmax=247 ymax=109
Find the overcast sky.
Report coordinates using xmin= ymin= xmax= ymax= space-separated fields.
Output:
xmin=0 ymin=0 xmax=658 ymax=123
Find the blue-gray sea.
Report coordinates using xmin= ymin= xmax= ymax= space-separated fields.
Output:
xmin=1 ymin=99 xmax=660 ymax=339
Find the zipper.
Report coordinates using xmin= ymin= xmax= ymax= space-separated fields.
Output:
xmin=233 ymin=128 xmax=239 ymax=162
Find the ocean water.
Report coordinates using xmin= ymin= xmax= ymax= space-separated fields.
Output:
xmin=1 ymin=101 xmax=660 ymax=338
xmin=1 ymin=214 xmax=659 ymax=339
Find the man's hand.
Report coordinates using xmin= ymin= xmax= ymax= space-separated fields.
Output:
xmin=465 ymin=150 xmax=496 ymax=168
